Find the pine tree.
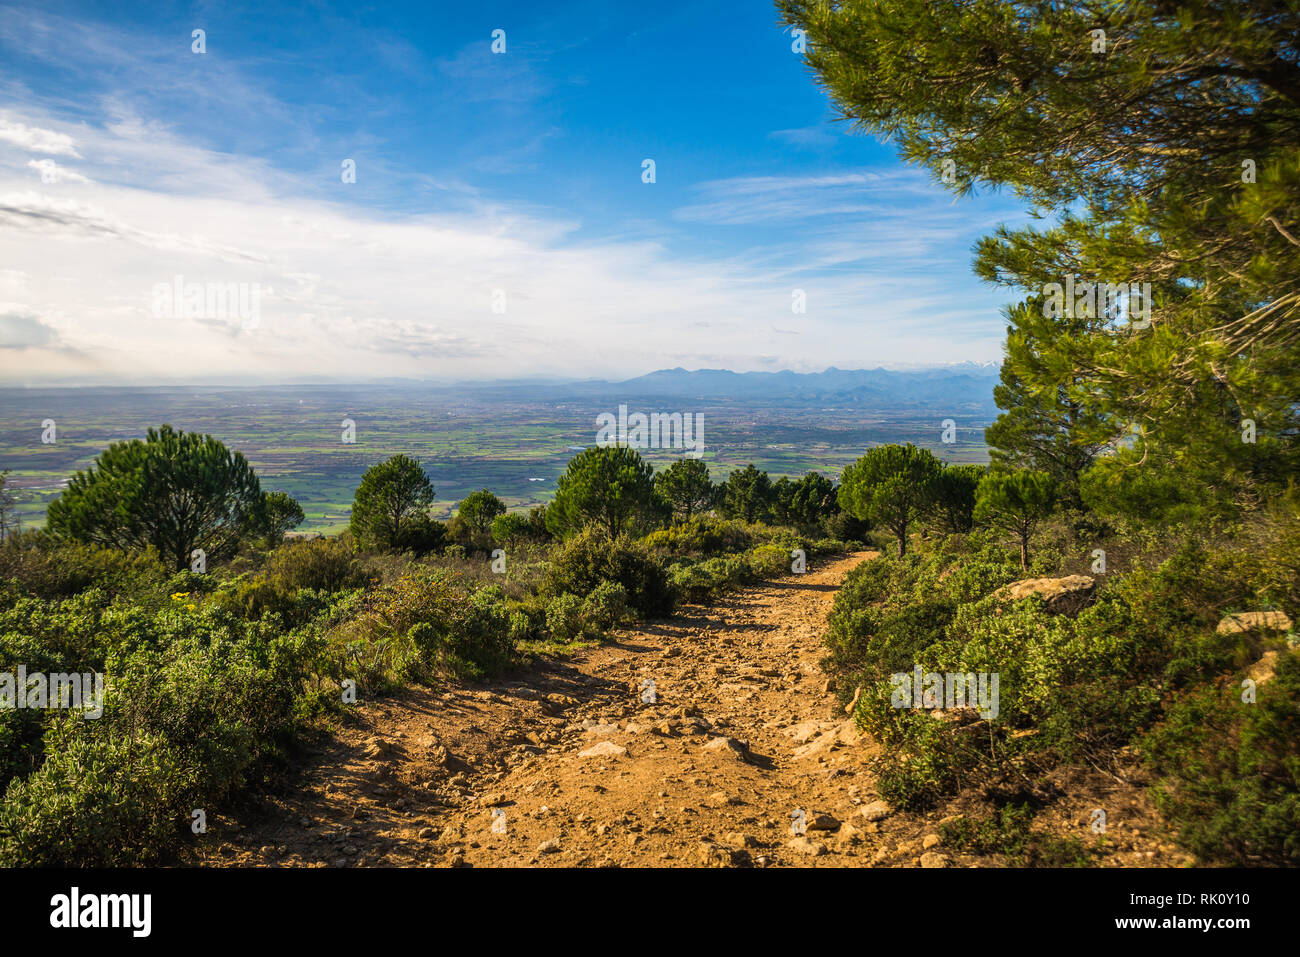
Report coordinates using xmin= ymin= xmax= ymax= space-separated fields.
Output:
xmin=46 ymin=425 xmax=262 ymax=570
xmin=350 ymin=455 xmax=435 ymax=551
xmin=838 ymin=444 xmax=943 ymax=556
xmin=983 ymin=302 xmax=1109 ymax=509
xmin=548 ymin=446 xmax=661 ymax=538
xmin=779 ymin=0 xmax=1300 ymax=514
xmin=654 ymin=458 xmax=715 ymax=522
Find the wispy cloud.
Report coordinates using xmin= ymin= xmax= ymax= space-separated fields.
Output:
xmin=25 ymin=159 xmax=91 ymax=184
xmin=0 ymin=3 xmax=1028 ymax=385
xmin=675 ymin=170 xmax=950 ymax=226
xmin=767 ymin=125 xmax=839 ymax=150
xmin=0 ymin=115 xmax=80 ymax=156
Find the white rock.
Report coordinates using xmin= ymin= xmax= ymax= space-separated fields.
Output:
xmin=788 ymin=836 xmax=827 ymax=856
xmin=578 ymin=740 xmax=627 ymax=759
xmin=859 ymin=801 xmax=891 ymax=822
xmin=701 ymin=736 xmax=748 ymax=757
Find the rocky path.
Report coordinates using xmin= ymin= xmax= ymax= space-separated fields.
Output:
xmin=428 ymin=550 xmax=887 ymax=868
xmin=197 ymin=551 xmax=912 ymax=867
xmin=195 ymin=549 xmax=1191 ymax=868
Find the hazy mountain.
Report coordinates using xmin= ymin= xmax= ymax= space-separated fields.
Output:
xmin=615 ymin=365 xmax=997 ymax=397
xmin=472 ymin=365 xmax=1002 ymax=412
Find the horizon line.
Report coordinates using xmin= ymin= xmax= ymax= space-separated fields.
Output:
xmin=0 ymin=361 xmax=1003 ymax=391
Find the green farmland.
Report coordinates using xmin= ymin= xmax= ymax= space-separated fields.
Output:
xmin=0 ymin=382 xmax=991 ymax=533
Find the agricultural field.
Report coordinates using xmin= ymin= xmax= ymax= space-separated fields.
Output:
xmin=0 ymin=380 xmax=991 ymax=533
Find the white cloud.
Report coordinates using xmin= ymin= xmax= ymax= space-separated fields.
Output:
xmin=0 ymin=308 xmax=58 ymax=347
xmin=0 ymin=115 xmax=80 ymax=156
xmin=25 ymin=159 xmax=90 ymax=184
xmin=674 ymin=170 xmax=958 ymax=226
xmin=0 ymin=115 xmax=1018 ymax=384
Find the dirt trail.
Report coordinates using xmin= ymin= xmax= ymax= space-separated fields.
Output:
xmin=195 ymin=550 xmax=1190 ymax=867
xmin=197 ymin=551 xmax=906 ymax=867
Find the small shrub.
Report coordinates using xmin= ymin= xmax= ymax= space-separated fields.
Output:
xmin=581 ymin=581 xmax=630 ymax=636
xmin=364 ymin=572 xmax=515 ymax=681
xmin=267 ymin=537 xmax=361 ymax=592
xmin=1140 ymin=652 xmax=1300 ymax=866
xmin=0 ymin=726 xmax=195 ymax=866
xmin=641 ymin=517 xmax=752 ymax=556
xmin=544 ymin=528 xmax=672 ymax=618
xmin=546 ymin=593 xmax=585 ymax=642
xmin=746 ymin=543 xmax=790 ymax=578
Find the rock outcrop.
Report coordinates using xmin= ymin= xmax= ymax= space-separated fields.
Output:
xmin=994 ymin=575 xmax=1096 ymax=615
xmin=1215 ymin=611 xmax=1294 ymax=635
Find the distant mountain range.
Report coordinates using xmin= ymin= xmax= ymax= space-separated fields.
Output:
xmin=2 ymin=364 xmax=1004 ymax=413
xmin=466 ymin=364 xmax=1002 ymax=412
xmin=615 ymin=364 xmax=997 ymax=397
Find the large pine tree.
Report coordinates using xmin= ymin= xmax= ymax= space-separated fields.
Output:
xmin=779 ymin=0 xmax=1300 ymax=513
xmin=47 ymin=425 xmax=262 ymax=570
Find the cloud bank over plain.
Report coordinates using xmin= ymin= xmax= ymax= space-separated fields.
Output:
xmin=0 ymin=9 xmax=1026 ymax=386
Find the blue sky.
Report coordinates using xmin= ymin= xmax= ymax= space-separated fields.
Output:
xmin=0 ymin=0 xmax=1032 ymax=384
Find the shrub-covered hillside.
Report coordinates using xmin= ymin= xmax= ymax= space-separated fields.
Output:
xmin=0 ymin=438 xmax=866 ymax=865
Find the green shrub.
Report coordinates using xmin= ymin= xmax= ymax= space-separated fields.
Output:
xmin=0 ymin=706 xmax=45 ymax=794
xmin=211 ymin=577 xmax=295 ymax=621
xmin=866 ymin=705 xmax=975 ymax=810
xmin=747 ymin=543 xmax=790 ymax=578
xmin=824 ymin=541 xmax=1022 ymax=684
xmin=0 ymin=615 xmax=308 ymax=867
xmin=937 ymin=804 xmax=1089 ymax=865
xmin=0 ymin=534 xmax=165 ymax=599
xmin=939 ymin=804 xmax=1036 ymax=859
xmin=668 ymin=555 xmax=751 ymax=602
xmin=809 ymin=537 xmax=848 ymax=557
xmin=641 ymin=516 xmax=752 ymax=556
xmin=407 ymin=590 xmax=513 ymax=681
xmin=507 ymin=609 xmax=537 ymax=643
xmin=544 ymin=528 xmax=672 ymax=618
xmin=452 ymin=586 xmax=516 ymax=679
xmin=581 ymin=581 xmax=630 ymax=635
xmin=392 ymin=515 xmax=449 ymax=555
xmin=108 ymin=633 xmax=303 ymax=798
xmin=1140 ymin=652 xmax=1300 ymax=866
xmin=545 ymin=593 xmax=584 ymax=642
xmin=0 ymin=589 xmax=125 ymax=670
xmin=491 ymin=512 xmax=533 ymax=547
xmin=0 ymin=726 xmax=195 ymax=866
xmin=165 ymin=569 xmax=218 ymax=596
xmin=267 ymin=536 xmax=362 ymax=592
xmin=824 ymin=510 xmax=872 ymax=543
xmin=0 ymin=631 xmax=63 ymax=791
xmin=363 ymin=572 xmax=516 ymax=682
